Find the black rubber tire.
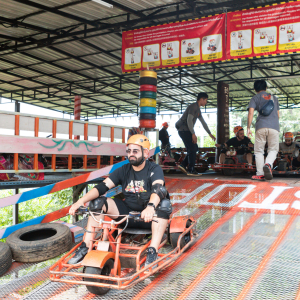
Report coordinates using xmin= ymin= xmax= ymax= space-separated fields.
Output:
xmin=223 ymin=158 xmax=235 ymax=176
xmin=84 ymin=259 xmax=114 ymax=295
xmin=6 ymin=223 xmax=72 ymax=263
xmin=139 ymin=113 xmax=156 ymax=120
xmin=139 ymin=91 xmax=157 ymax=99
xmin=0 ymin=242 xmax=12 ymax=276
xmin=139 ymin=77 xmax=157 ymax=86
xmin=170 ymin=220 xmax=192 ymax=249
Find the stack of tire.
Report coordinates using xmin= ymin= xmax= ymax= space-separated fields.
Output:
xmin=139 ymin=70 xmax=157 ymax=129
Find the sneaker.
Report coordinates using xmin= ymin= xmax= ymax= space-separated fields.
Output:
xmin=178 ymin=164 xmax=188 ymax=174
xmin=68 ymin=242 xmax=88 ymax=264
xmin=251 ymin=175 xmax=265 ymax=181
xmin=187 ymin=169 xmax=202 ymax=176
xmin=263 ymin=163 xmax=273 ymax=180
xmin=144 ymin=247 xmax=158 ymax=268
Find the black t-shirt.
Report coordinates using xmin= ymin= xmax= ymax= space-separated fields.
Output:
xmin=159 ymin=128 xmax=169 ymax=145
xmin=226 ymin=137 xmax=252 ymax=155
xmin=109 ymin=160 xmax=164 ymax=211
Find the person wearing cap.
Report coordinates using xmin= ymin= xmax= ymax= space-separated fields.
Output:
xmin=159 ymin=122 xmax=171 ymax=155
xmin=279 ymin=132 xmax=300 ymax=168
xmin=216 ymin=126 xmax=253 ymax=164
xmin=247 ymin=80 xmax=280 ymax=181
xmin=68 ymin=134 xmax=172 ymax=268
xmin=175 ymin=92 xmax=216 ymax=176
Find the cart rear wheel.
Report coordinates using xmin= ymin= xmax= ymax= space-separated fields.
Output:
xmin=223 ymin=158 xmax=235 ymax=176
xmin=170 ymin=220 xmax=192 ymax=249
xmin=84 ymin=259 xmax=114 ymax=295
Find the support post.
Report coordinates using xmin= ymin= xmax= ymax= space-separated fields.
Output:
xmin=110 ymin=127 xmax=114 ymax=165
xmin=52 ymin=120 xmax=57 ymax=171
xmin=74 ymin=95 xmax=81 ymax=140
xmin=13 ymin=188 xmax=19 ymax=225
xmin=97 ymin=125 xmax=101 ymax=169
xmin=216 ymin=82 xmax=229 ymax=162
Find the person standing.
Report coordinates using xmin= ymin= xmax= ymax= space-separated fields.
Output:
xmin=175 ymin=92 xmax=216 ymax=176
xmin=159 ymin=122 xmax=171 ymax=155
xmin=247 ymin=80 xmax=280 ymax=181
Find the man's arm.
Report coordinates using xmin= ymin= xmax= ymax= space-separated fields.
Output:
xmin=247 ymin=108 xmax=255 ymax=137
xmin=69 ymin=178 xmax=115 ymax=215
xmin=141 ymin=179 xmax=164 ymax=222
xmin=198 ymin=115 xmax=216 ymax=141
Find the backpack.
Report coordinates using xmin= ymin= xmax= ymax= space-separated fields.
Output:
xmin=259 ymin=95 xmax=274 ymax=116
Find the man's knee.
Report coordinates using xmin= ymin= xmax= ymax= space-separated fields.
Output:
xmin=89 ymin=196 xmax=108 ymax=213
xmin=155 ymin=198 xmax=172 ymax=220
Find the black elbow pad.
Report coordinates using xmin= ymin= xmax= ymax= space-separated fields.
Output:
xmin=94 ymin=181 xmax=109 ymax=196
xmin=151 ymin=184 xmax=168 ymax=200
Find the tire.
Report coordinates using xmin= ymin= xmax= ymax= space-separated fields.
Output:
xmin=139 ymin=106 xmax=156 ymax=114
xmin=139 ymin=84 xmax=157 ymax=92
xmin=223 ymin=158 xmax=235 ymax=176
xmin=139 ymin=113 xmax=156 ymax=120
xmin=0 ymin=242 xmax=12 ymax=276
xmin=139 ymin=91 xmax=157 ymax=99
xmin=139 ymin=77 xmax=157 ymax=86
xmin=139 ymin=119 xmax=156 ymax=129
xmin=140 ymin=70 xmax=157 ymax=79
xmin=84 ymin=259 xmax=114 ymax=295
xmin=207 ymin=156 xmax=215 ymax=165
xmin=170 ymin=220 xmax=192 ymax=249
xmin=6 ymin=223 xmax=72 ymax=263
xmin=278 ymin=161 xmax=288 ymax=171
xmin=140 ymin=98 xmax=156 ymax=107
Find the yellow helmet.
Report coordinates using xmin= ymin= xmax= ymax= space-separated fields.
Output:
xmin=127 ymin=134 xmax=150 ymax=150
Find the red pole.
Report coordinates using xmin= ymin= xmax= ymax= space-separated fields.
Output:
xmin=74 ymin=95 xmax=81 ymax=140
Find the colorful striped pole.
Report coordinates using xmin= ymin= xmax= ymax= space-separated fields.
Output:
xmin=139 ymin=70 xmax=157 ymax=129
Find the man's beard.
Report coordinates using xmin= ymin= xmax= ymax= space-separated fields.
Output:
xmin=129 ymin=156 xmax=143 ymax=166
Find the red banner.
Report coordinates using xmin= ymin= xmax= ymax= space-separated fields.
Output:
xmin=227 ymin=1 xmax=300 ymax=59
xmin=121 ymin=14 xmax=225 ymax=72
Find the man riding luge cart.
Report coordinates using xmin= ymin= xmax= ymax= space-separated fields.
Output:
xmin=49 ymin=134 xmax=196 ymax=295
xmin=213 ymin=126 xmax=256 ymax=175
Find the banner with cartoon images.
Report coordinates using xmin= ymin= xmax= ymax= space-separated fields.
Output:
xmin=121 ymin=14 xmax=225 ymax=72
xmin=227 ymin=1 xmax=300 ymax=59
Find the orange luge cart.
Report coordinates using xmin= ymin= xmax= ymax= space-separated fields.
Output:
xmin=50 ymin=211 xmax=196 ymax=295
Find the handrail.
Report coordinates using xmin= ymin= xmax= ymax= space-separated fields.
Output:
xmin=0 ymin=110 xmax=131 ymax=173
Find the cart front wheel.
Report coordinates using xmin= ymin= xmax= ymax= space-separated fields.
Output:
xmin=84 ymin=259 xmax=114 ymax=295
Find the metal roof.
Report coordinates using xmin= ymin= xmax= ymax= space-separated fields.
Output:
xmin=0 ymin=0 xmax=300 ymax=118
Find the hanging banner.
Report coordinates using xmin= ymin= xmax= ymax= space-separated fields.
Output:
xmin=121 ymin=14 xmax=225 ymax=72
xmin=227 ymin=1 xmax=300 ymax=59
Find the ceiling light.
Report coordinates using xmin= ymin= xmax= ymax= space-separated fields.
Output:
xmin=91 ymin=0 xmax=113 ymax=8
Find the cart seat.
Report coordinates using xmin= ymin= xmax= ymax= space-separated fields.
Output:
xmin=122 ymin=228 xmax=152 ymax=234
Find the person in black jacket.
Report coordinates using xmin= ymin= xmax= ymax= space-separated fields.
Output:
xmin=159 ymin=122 xmax=171 ymax=155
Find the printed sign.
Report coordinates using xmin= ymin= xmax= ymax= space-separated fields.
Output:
xmin=227 ymin=1 xmax=300 ymax=59
xmin=122 ymin=14 xmax=226 ymax=72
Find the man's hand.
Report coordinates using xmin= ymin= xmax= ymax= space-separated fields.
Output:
xmin=141 ymin=206 xmax=155 ymax=222
xmin=215 ymin=143 xmax=220 ymax=147
xmin=69 ymin=201 xmax=82 ymax=216
xmin=192 ymin=134 xmax=197 ymax=144
xmin=247 ymin=128 xmax=252 ymax=138
xmin=248 ymin=143 xmax=254 ymax=148
xmin=209 ymin=134 xmax=216 ymax=141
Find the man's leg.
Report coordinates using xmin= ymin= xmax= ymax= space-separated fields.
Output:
xmin=68 ymin=197 xmax=120 ymax=264
xmin=246 ymin=153 xmax=253 ymax=164
xmin=178 ymin=131 xmax=190 ymax=169
xmin=219 ymin=153 xmax=226 ymax=164
xmin=263 ymin=128 xmax=279 ymax=180
xmin=84 ymin=198 xmax=120 ymax=247
xmin=149 ymin=217 xmax=168 ymax=250
xmin=265 ymin=129 xmax=279 ymax=168
xmin=254 ymin=128 xmax=267 ymax=176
